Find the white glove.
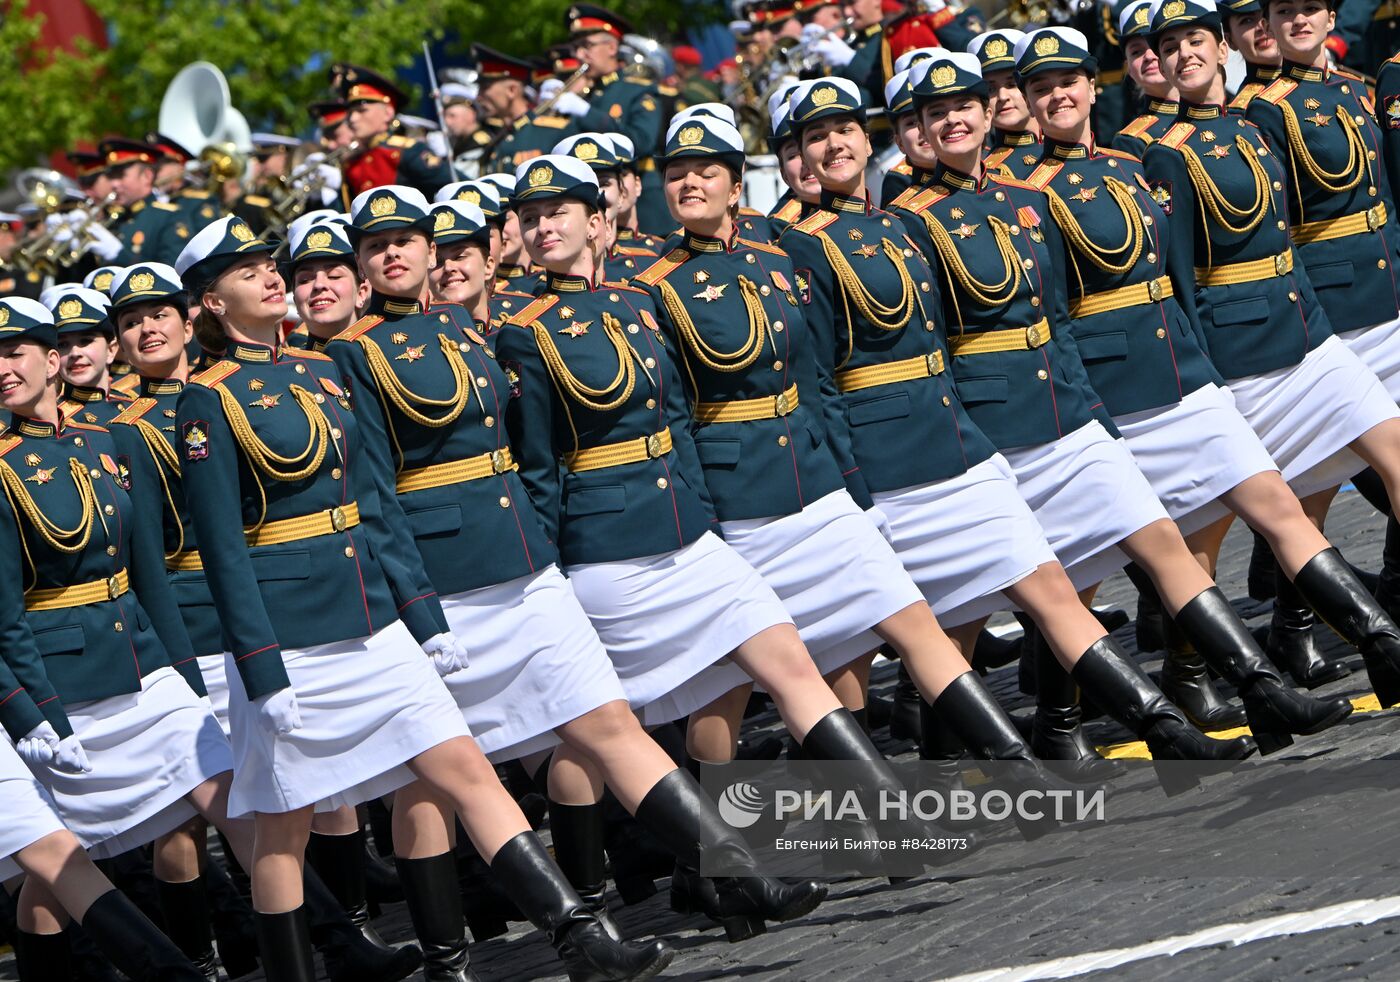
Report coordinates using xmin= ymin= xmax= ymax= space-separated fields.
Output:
xmin=422 ymin=632 xmax=470 ymax=677
xmin=253 ymin=688 xmax=301 ymax=735
xmin=52 ymin=734 xmax=91 ymax=774
xmin=799 ymin=22 xmax=829 ymax=43
xmin=425 ymin=131 xmax=450 ymax=157
xmin=867 ymin=505 xmax=895 ymax=546
xmin=83 ymin=223 xmax=123 ymax=261
xmin=16 ymin=721 xmax=59 ymax=767
xmin=810 ymin=35 xmax=857 ymax=68
xmin=553 ymin=92 xmax=592 ymax=118
xmin=538 ymin=78 xmax=565 ymax=101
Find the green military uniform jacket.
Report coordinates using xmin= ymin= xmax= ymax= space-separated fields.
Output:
xmin=175 ymin=341 xmax=447 ymax=700
xmin=325 ymin=296 xmax=558 ymax=597
xmin=60 ymin=385 xmax=131 ymax=428
xmin=781 ymin=190 xmax=997 ymax=493
xmin=1023 ymin=139 xmax=1223 ymax=415
xmin=175 ymin=188 xmax=223 ymax=233
xmin=493 ymin=274 xmax=717 ymax=565
xmin=893 ymin=167 xmax=1110 ymax=450
xmin=1332 ymin=0 xmax=1400 ymax=76
xmin=634 ymin=231 xmax=848 ymax=521
xmin=113 ymin=194 xmax=188 ymax=266
xmin=767 ymin=193 xmax=813 ymax=239
xmin=0 ymin=415 xmax=206 ymax=744
xmin=1246 ymin=63 xmax=1400 ymax=335
xmin=1228 ymin=62 xmax=1282 ymax=115
xmin=486 ymin=111 xmax=587 ymax=172
xmin=1143 ymin=102 xmax=1334 ymax=378
xmin=111 ymin=378 xmax=226 ymax=661
xmin=985 ymin=130 xmax=1043 ymax=182
xmin=1112 ymin=98 xmax=1180 ymax=159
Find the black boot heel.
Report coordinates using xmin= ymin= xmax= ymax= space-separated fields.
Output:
xmin=719 ymin=915 xmax=766 ymax=943
xmin=1244 ymin=719 xmax=1294 ymax=756
xmin=1364 ymin=648 xmax=1400 ymax=708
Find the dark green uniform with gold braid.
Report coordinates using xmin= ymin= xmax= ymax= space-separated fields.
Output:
xmin=0 ymin=414 xmax=207 ymax=718
xmin=1143 ymin=102 xmax=1334 ymax=377
xmin=113 ymin=194 xmax=189 ymax=266
xmin=985 ymin=130 xmax=1043 ymax=181
xmin=782 ymin=189 xmax=997 ymax=494
xmin=175 ymin=340 xmax=448 ymax=699
xmin=634 ymin=231 xmax=847 ymax=520
xmin=325 ymin=295 xmax=558 ymax=597
xmin=1246 ymin=62 xmax=1400 ymax=336
xmin=493 ymin=273 xmax=719 ymax=564
xmin=486 ymin=111 xmax=587 ymax=172
xmin=1379 ymin=53 xmax=1400 ymax=203
xmin=1022 ymin=138 xmax=1223 ymax=415
xmin=1113 ymin=98 xmax=1181 ymax=159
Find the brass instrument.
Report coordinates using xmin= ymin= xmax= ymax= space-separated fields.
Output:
xmin=186 ymin=142 xmax=248 ymax=197
xmin=11 ymin=169 xmax=84 ymax=277
xmin=480 ymin=65 xmax=591 ymax=160
xmin=261 ymin=142 xmax=360 ymax=238
xmin=57 ymin=192 xmax=122 ymax=267
xmin=13 ymin=191 xmax=119 ymax=277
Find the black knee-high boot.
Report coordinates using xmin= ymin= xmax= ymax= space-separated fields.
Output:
xmin=1291 ymin=548 xmax=1400 ymax=706
xmin=636 ymin=769 xmax=827 ymax=943
xmin=490 ymin=832 xmax=673 ymax=981
xmin=1172 ymin=587 xmax=1354 ymax=752
xmin=303 ymin=865 xmax=422 ymax=982
xmin=1248 ymin=528 xmax=1277 ymax=602
xmin=1028 ymin=628 xmax=1127 ymax=783
xmin=80 ymin=888 xmax=206 ymax=981
xmin=156 ymin=877 xmax=220 ymax=979
xmin=15 ymin=928 xmax=75 ymax=981
xmin=395 ymin=853 xmax=479 ymax=982
xmin=255 ymin=907 xmax=317 ymax=982
xmin=889 ymin=660 xmax=922 ymax=741
xmin=306 ymin=830 xmax=381 ymax=945
xmin=549 ymin=800 xmax=622 ymax=941
xmin=1268 ymin=559 xmax=1353 ymax=688
xmin=203 ymin=859 xmax=259 ymax=980
xmin=1071 ymin=637 xmax=1256 ymax=793
xmin=1125 ymin=562 xmax=1166 ymax=653
xmin=1159 ymin=614 xmax=1248 ymax=730
xmin=1375 ymin=515 xmax=1400 ymax=624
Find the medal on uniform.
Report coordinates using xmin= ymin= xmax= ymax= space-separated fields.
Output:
xmin=851 ymin=244 xmax=879 ymax=258
xmin=318 ymin=376 xmax=344 ymax=398
xmin=396 ymin=344 xmax=427 ymax=362
xmin=1206 ymin=145 xmax=1231 ymax=158
xmin=23 ymin=452 xmax=41 ymax=467
xmin=25 ymin=466 xmax=54 ymax=485
xmin=694 ymin=283 xmax=727 ymax=302
xmin=248 ymin=378 xmax=265 ymax=391
xmin=1066 ymin=173 xmax=1083 ymax=185
xmin=949 ymin=207 xmax=965 ymax=219
xmin=1069 ymin=186 xmax=1099 ymax=203
xmin=692 ymin=270 xmax=709 ymax=284
xmin=847 ymin=229 xmax=863 ymax=241
xmin=640 ymin=310 xmax=661 ymax=333
xmin=559 ymin=306 xmax=576 ymax=319
xmin=249 ymin=393 xmax=282 ymax=410
xmin=183 ymin=421 xmax=209 ymax=461
xmin=951 ymin=223 xmax=980 ymax=239
xmin=1305 ymin=112 xmax=1331 ymax=127
xmin=391 ymin=331 xmax=409 ymax=344
xmin=1304 ymin=97 xmax=1321 ymax=110
xmin=559 ymin=321 xmax=591 ymax=337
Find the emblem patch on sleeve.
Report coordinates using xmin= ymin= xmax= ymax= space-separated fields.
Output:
xmin=503 ymin=360 xmax=523 ymax=399
xmin=1146 ymin=179 xmax=1173 ymax=216
xmin=1386 ymin=95 xmax=1400 ymax=130
xmin=183 ymin=420 xmax=209 ymax=461
xmin=794 ymin=269 xmax=812 ymax=305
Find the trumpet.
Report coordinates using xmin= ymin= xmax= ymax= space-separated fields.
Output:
xmin=14 ymin=192 xmax=120 ymax=277
xmin=782 ymin=16 xmax=855 ymax=76
xmin=185 ymin=142 xmax=247 ymax=194
xmin=262 ymin=141 xmax=360 ymax=238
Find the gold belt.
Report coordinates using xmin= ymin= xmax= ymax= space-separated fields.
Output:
xmin=27 ymin=569 xmax=130 ymax=611
xmin=835 ymin=351 xmax=945 ymax=393
xmin=1195 ymin=250 xmax=1293 ymax=286
xmin=396 ymin=449 xmax=516 ymax=494
xmin=166 ymin=502 xmax=361 ymax=572
xmin=1290 ymin=203 xmax=1388 ymax=246
xmin=693 ymin=384 xmax=799 ymax=423
xmin=565 ymin=429 xmax=672 ymax=473
xmin=1070 ymin=276 xmax=1174 ymax=318
xmin=947 ymin=319 xmax=1051 ymax=357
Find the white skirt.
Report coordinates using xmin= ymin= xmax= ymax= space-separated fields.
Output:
xmin=1004 ymin=421 xmax=1170 ymax=592
xmin=34 ymin=667 xmax=232 ymax=860
xmin=197 ymin=652 xmax=232 ymax=739
xmin=720 ymin=490 xmax=922 ymax=676
xmin=873 ymin=454 xmax=1056 ymax=628
xmin=1227 ymin=335 xmax=1400 ymax=498
xmin=0 ymin=738 xmax=67 ymax=881
xmin=1340 ymin=314 xmax=1400 ymax=402
xmin=567 ymin=531 xmax=792 ymax=728
xmin=1114 ymin=384 xmax=1280 ymax=537
xmin=224 ymin=619 xmax=469 ymax=818
xmin=440 ymin=565 xmax=627 ymax=764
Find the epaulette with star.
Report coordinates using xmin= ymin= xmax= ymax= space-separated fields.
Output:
xmin=1257 ymin=78 xmax=1298 ymax=105
xmin=110 ymin=397 xmax=159 ymax=426
xmin=1158 ymin=122 xmax=1196 ymax=150
xmin=282 ymin=345 xmax=333 ymax=362
xmin=906 ymin=185 xmax=951 ymax=215
xmin=189 ymin=360 xmax=241 ymax=389
xmin=633 ymin=249 xmax=689 ymax=286
xmin=1023 ymin=162 xmax=1061 ymax=191
xmin=738 ymin=237 xmax=785 ymax=257
xmin=1098 ymin=146 xmax=1140 ymax=162
xmin=506 ymin=294 xmax=561 ymax=328
xmin=65 ymin=419 xmax=108 ymax=433
xmin=1117 ymin=115 xmax=1160 ymax=141
xmin=793 ymin=210 xmax=838 ymax=235
xmin=332 ymin=314 xmax=385 ymax=344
